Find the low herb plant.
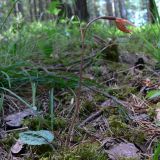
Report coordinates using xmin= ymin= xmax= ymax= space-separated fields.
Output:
xmin=66 ymin=16 xmax=135 ymax=146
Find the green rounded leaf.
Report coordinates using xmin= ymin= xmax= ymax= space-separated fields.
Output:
xmin=146 ymin=90 xmax=160 ymax=99
xmin=19 ymin=130 xmax=54 ymax=145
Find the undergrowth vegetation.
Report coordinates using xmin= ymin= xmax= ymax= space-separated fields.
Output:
xmin=1 ymin=19 xmax=160 ymax=65
xmin=0 ymin=20 xmax=159 ymax=91
xmin=1 ymin=15 xmax=160 ymax=159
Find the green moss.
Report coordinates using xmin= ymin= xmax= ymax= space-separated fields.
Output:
xmin=33 ymin=144 xmax=53 ymax=157
xmin=23 ymin=116 xmax=41 ymax=130
xmin=104 ymin=106 xmax=117 ymax=114
xmin=53 ymin=117 xmax=66 ymax=130
xmin=91 ymin=66 xmax=102 ymax=77
xmin=23 ymin=116 xmax=66 ymax=130
xmin=108 ymin=115 xmax=146 ymax=144
xmin=60 ymin=142 xmax=107 ymax=160
xmin=107 ymin=115 xmax=146 ymax=144
xmin=109 ymin=87 xmax=136 ymax=99
xmin=108 ymin=115 xmax=129 ymax=137
xmin=147 ymin=105 xmax=156 ymax=119
xmin=94 ymin=94 xmax=106 ymax=103
xmin=119 ymin=158 xmax=139 ymax=160
xmin=127 ymin=128 xmax=146 ymax=144
xmin=0 ymin=133 xmax=17 ymax=150
xmin=80 ymin=100 xmax=96 ymax=117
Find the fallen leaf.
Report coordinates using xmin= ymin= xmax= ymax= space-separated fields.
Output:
xmin=106 ymin=142 xmax=140 ymax=160
xmin=4 ymin=108 xmax=37 ymax=128
xmin=11 ymin=139 xmax=24 ymax=154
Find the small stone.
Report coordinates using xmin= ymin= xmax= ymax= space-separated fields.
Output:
xmin=106 ymin=142 xmax=140 ymax=160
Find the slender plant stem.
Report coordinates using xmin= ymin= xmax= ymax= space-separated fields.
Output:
xmin=50 ymin=88 xmax=54 ymax=130
xmin=84 ymin=16 xmax=116 ymax=38
xmin=66 ymin=16 xmax=117 ymax=147
xmin=0 ymin=87 xmax=31 ymax=108
xmin=31 ymin=82 xmax=36 ymax=108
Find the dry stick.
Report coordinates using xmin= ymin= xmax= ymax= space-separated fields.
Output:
xmin=145 ymin=66 xmax=160 ymax=77
xmin=85 ymin=85 xmax=132 ymax=119
xmin=79 ymin=110 xmax=103 ymax=128
xmin=6 ymin=126 xmax=28 ymax=133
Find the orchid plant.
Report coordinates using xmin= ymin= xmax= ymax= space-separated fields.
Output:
xmin=66 ymin=16 xmax=134 ymax=146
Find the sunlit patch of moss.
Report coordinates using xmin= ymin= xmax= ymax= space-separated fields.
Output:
xmin=39 ymin=158 xmax=49 ymax=160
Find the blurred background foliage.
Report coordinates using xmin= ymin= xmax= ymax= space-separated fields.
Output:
xmin=0 ymin=0 xmax=160 ymax=88
xmin=0 ymin=0 xmax=159 ymax=26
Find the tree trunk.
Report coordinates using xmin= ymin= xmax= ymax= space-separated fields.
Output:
xmin=106 ymin=0 xmax=113 ymax=16
xmin=118 ymin=0 xmax=127 ymax=18
xmin=33 ymin=0 xmax=38 ymax=21
xmin=13 ymin=0 xmax=17 ymax=17
xmin=106 ymin=0 xmax=113 ymax=25
xmin=93 ymin=0 xmax=100 ymax=17
xmin=29 ymin=0 xmax=33 ymax=21
xmin=85 ymin=0 xmax=98 ymax=19
xmin=57 ymin=0 xmax=72 ymax=18
xmin=46 ymin=0 xmax=52 ymax=20
xmin=14 ymin=1 xmax=24 ymax=17
xmin=113 ymin=0 xmax=119 ymax=17
xmin=38 ymin=0 xmax=45 ymax=20
xmin=74 ymin=0 xmax=89 ymax=21
xmin=63 ymin=3 xmax=73 ymax=18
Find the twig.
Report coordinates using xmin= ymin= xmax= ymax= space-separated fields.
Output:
xmin=146 ymin=66 xmax=160 ymax=77
xmin=80 ymin=127 xmax=100 ymax=139
xmin=84 ymin=85 xmax=132 ymax=119
xmin=79 ymin=110 xmax=103 ymax=127
xmin=146 ymin=135 xmax=157 ymax=151
xmin=87 ymin=85 xmax=128 ymax=108
xmin=6 ymin=126 xmax=28 ymax=133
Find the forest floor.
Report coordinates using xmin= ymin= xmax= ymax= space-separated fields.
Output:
xmin=0 ymin=24 xmax=160 ymax=160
